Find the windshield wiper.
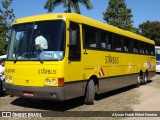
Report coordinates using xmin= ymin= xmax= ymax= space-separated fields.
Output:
xmin=39 ymin=57 xmax=44 ymax=64
xmin=38 ymin=51 xmax=44 ymax=64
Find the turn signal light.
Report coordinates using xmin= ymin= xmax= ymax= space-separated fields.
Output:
xmin=58 ymin=78 xmax=64 ymax=86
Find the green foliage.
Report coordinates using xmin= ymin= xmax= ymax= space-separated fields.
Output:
xmin=139 ymin=21 xmax=160 ymax=45
xmin=44 ymin=0 xmax=93 ymax=14
xmin=0 ymin=0 xmax=15 ymax=55
xmin=103 ymin=0 xmax=134 ymax=31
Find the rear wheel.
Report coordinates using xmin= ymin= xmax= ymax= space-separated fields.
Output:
xmin=143 ymin=72 xmax=148 ymax=84
xmin=137 ymin=75 xmax=142 ymax=87
xmin=84 ymin=79 xmax=95 ymax=105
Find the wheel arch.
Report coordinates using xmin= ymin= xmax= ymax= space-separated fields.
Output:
xmin=145 ymin=69 xmax=149 ymax=75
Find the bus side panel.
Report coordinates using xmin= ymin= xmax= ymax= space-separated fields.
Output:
xmin=98 ymin=74 xmax=137 ymax=94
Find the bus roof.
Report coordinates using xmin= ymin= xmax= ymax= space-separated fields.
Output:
xmin=12 ymin=13 xmax=154 ymax=45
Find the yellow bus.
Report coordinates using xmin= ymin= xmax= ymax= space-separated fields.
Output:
xmin=5 ymin=13 xmax=156 ymax=104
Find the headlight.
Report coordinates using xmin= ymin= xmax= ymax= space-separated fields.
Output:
xmin=46 ymin=79 xmax=51 ymax=85
xmin=5 ymin=77 xmax=13 ymax=83
xmin=5 ymin=77 xmax=9 ymax=83
xmin=52 ymin=79 xmax=57 ymax=85
xmin=9 ymin=77 xmax=13 ymax=83
xmin=45 ymin=78 xmax=58 ymax=86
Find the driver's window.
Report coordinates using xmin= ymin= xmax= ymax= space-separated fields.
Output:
xmin=14 ymin=31 xmax=29 ymax=58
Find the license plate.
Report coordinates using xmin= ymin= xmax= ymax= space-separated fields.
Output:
xmin=23 ymin=92 xmax=34 ymax=97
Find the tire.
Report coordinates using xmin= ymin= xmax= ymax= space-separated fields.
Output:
xmin=0 ymin=80 xmax=3 ymax=96
xmin=84 ymin=79 xmax=95 ymax=105
xmin=143 ymin=72 xmax=148 ymax=84
xmin=136 ymin=75 xmax=142 ymax=87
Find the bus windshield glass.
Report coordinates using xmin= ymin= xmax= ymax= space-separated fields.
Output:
xmin=7 ymin=20 xmax=65 ymax=61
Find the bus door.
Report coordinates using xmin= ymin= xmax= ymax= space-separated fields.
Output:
xmin=66 ymin=21 xmax=83 ymax=82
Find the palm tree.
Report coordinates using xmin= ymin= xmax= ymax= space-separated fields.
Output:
xmin=44 ymin=0 xmax=93 ymax=14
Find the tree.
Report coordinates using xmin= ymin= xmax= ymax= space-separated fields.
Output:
xmin=103 ymin=0 xmax=134 ymax=31
xmin=139 ymin=21 xmax=160 ymax=45
xmin=44 ymin=0 xmax=93 ymax=14
xmin=0 ymin=0 xmax=15 ymax=55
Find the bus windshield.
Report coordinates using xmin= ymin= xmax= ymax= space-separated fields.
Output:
xmin=7 ymin=20 xmax=65 ymax=61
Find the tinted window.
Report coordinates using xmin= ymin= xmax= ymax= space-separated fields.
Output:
xmin=69 ymin=22 xmax=81 ymax=61
xmin=83 ymin=25 xmax=99 ymax=48
xmin=114 ymin=35 xmax=122 ymax=51
xmin=133 ymin=40 xmax=139 ymax=53
xmin=100 ymin=31 xmax=112 ymax=50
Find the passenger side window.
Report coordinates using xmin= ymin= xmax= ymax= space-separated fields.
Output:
xmin=133 ymin=40 xmax=139 ymax=53
xmin=100 ymin=32 xmax=112 ymax=50
xmin=140 ymin=42 xmax=145 ymax=54
xmin=122 ymin=38 xmax=129 ymax=52
xmin=114 ymin=35 xmax=122 ymax=51
xmin=150 ymin=45 xmax=155 ymax=55
xmin=146 ymin=44 xmax=150 ymax=55
xmin=83 ymin=25 xmax=98 ymax=48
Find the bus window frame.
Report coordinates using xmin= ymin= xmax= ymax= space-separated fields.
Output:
xmin=68 ymin=21 xmax=81 ymax=61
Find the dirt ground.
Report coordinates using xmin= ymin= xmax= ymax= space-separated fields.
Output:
xmin=124 ymin=74 xmax=160 ymax=120
xmin=132 ymin=76 xmax=160 ymax=111
xmin=0 ymin=74 xmax=160 ymax=120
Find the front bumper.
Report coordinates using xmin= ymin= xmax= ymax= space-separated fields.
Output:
xmin=5 ymin=84 xmax=65 ymax=101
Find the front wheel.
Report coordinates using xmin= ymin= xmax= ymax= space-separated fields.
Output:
xmin=0 ymin=80 xmax=4 ymax=96
xmin=84 ymin=79 xmax=95 ymax=105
